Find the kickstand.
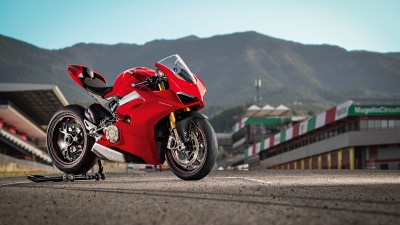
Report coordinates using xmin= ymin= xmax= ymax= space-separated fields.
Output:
xmin=98 ymin=159 xmax=104 ymax=175
xmin=27 ymin=159 xmax=106 ymax=182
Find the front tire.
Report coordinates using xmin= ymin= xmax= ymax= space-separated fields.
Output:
xmin=166 ymin=119 xmax=217 ymax=180
xmin=47 ymin=105 xmax=98 ymax=174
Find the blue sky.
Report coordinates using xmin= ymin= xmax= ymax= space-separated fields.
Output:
xmin=0 ymin=0 xmax=399 ymax=52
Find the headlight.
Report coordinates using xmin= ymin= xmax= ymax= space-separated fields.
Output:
xmin=177 ymin=92 xmax=196 ymax=104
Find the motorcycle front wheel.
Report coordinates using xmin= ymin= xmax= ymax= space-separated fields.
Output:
xmin=166 ymin=119 xmax=217 ymax=180
xmin=47 ymin=105 xmax=98 ymax=174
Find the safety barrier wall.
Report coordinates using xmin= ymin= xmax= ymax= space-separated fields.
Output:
xmin=268 ymin=148 xmax=355 ymax=169
xmin=0 ymin=153 xmax=56 ymax=172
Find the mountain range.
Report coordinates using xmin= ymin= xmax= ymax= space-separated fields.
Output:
xmin=1 ymin=31 xmax=400 ymax=114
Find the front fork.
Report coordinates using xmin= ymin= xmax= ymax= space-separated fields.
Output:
xmin=158 ymin=82 xmax=190 ymax=141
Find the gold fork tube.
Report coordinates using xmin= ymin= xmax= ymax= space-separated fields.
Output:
xmin=157 ymin=82 xmax=177 ymax=132
xmin=158 ymin=83 xmax=165 ymax=91
xmin=169 ymin=112 xmax=176 ymax=129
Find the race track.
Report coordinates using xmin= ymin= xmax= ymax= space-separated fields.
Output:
xmin=1 ymin=170 xmax=399 ymax=225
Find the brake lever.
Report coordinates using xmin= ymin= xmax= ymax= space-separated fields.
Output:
xmin=139 ymin=77 xmax=157 ymax=90
xmin=132 ymin=80 xmax=148 ymax=87
xmin=132 ymin=75 xmax=165 ymax=88
xmin=146 ymin=76 xmax=158 ymax=84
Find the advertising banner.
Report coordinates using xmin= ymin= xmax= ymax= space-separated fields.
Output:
xmin=348 ymin=105 xmax=400 ymax=116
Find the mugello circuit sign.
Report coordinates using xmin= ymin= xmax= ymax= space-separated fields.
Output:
xmin=349 ymin=105 xmax=400 ymax=116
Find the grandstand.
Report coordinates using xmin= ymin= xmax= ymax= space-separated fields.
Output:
xmin=0 ymin=83 xmax=68 ymax=171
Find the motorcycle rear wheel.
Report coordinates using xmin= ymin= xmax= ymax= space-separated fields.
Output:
xmin=47 ymin=105 xmax=98 ymax=174
xmin=166 ymin=119 xmax=217 ymax=180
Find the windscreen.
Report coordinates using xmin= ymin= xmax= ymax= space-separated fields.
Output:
xmin=157 ymin=55 xmax=197 ymax=84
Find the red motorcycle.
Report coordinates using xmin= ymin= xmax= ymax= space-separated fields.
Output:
xmin=47 ymin=55 xmax=217 ymax=180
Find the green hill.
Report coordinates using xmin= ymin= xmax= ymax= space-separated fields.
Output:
xmin=1 ymin=31 xmax=399 ymax=111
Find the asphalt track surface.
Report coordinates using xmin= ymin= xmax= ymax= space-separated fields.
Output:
xmin=1 ymin=170 xmax=399 ymax=225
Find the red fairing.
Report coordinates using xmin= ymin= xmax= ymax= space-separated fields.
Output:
xmin=155 ymin=62 xmax=206 ymax=104
xmin=67 ymin=65 xmax=84 ymax=88
xmin=193 ymin=75 xmax=206 ymax=102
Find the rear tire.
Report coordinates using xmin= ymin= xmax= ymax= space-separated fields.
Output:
xmin=47 ymin=104 xmax=98 ymax=174
xmin=166 ymin=119 xmax=217 ymax=180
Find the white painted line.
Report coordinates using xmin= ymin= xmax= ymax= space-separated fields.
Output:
xmin=240 ymin=178 xmax=271 ymax=184
xmin=136 ymin=177 xmax=271 ymax=184
xmin=139 ymin=178 xmax=179 ymax=181
xmin=215 ymin=176 xmax=271 ymax=184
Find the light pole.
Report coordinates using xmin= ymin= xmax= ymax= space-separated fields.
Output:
xmin=255 ymin=78 xmax=261 ymax=103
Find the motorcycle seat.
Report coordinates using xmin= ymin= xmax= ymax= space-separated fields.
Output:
xmin=82 ymin=67 xmax=112 ymax=97
xmin=85 ymin=83 xmax=113 ymax=97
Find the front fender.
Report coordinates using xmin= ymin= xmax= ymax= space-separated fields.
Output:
xmin=175 ymin=111 xmax=208 ymax=143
